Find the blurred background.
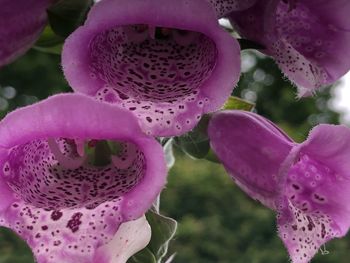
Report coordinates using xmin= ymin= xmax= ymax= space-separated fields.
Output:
xmin=0 ymin=48 xmax=349 ymax=263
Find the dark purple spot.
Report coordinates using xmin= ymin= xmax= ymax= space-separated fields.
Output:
xmin=314 ymin=193 xmax=325 ymax=202
xmin=53 ymin=240 xmax=62 ymax=246
xmin=292 ymin=184 xmax=300 ymax=190
xmin=67 ymin=212 xmax=83 ymax=233
xmin=51 ymin=210 xmax=63 ymax=221
xmin=306 ymin=216 xmax=315 ymax=231
xmin=321 ymin=223 xmax=326 ymax=238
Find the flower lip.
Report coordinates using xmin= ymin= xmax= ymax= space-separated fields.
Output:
xmin=62 ymin=0 xmax=241 ymax=136
xmin=297 ymin=124 xmax=350 ymax=179
xmin=0 ymin=93 xmax=167 ymax=220
xmin=277 ymin=124 xmax=350 ymax=263
xmin=0 ymin=94 xmax=167 ymax=263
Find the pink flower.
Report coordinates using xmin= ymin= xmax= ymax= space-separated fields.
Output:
xmin=229 ymin=0 xmax=350 ymax=96
xmin=62 ymin=0 xmax=241 ymax=136
xmin=0 ymin=94 xmax=167 ymax=263
xmin=209 ymin=110 xmax=350 ymax=263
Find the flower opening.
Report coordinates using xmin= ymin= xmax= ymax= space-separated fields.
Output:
xmin=62 ymin=0 xmax=241 ymax=136
xmin=0 ymin=94 xmax=167 ymax=263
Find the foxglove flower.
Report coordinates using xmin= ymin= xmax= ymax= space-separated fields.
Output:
xmin=0 ymin=94 xmax=167 ymax=263
xmin=62 ymin=0 xmax=241 ymax=136
xmin=208 ymin=110 xmax=350 ymax=263
xmin=229 ymin=0 xmax=350 ymax=96
xmin=0 ymin=0 xmax=54 ymax=67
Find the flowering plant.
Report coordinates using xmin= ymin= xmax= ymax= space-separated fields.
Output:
xmin=1 ymin=0 xmax=350 ymax=262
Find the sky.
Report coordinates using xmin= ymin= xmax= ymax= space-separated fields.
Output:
xmin=331 ymin=72 xmax=350 ymax=125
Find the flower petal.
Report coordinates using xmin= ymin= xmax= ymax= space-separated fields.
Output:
xmin=0 ymin=0 xmax=52 ymax=67
xmin=0 ymin=94 xmax=166 ymax=263
xmin=273 ymin=0 xmax=350 ymax=96
xmin=94 ymin=215 xmax=151 ymax=263
xmin=62 ymin=0 xmax=241 ymax=136
xmin=0 ymin=177 xmax=16 ymax=212
xmin=278 ymin=124 xmax=350 ymax=262
xmin=209 ymin=112 xmax=350 ymax=262
xmin=2 ymin=200 xmax=125 ymax=263
xmin=207 ymin=0 xmax=257 ymax=18
xmin=208 ymin=110 xmax=294 ymax=208
xmin=277 ymin=197 xmax=336 ymax=263
xmin=228 ymin=0 xmax=279 ymax=49
xmin=298 ymin=124 xmax=350 ymax=180
xmin=229 ymin=0 xmax=350 ymax=96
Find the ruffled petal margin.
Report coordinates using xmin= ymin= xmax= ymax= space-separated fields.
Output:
xmin=278 ymin=125 xmax=350 ymax=262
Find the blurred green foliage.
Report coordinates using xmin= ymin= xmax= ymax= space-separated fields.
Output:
xmin=0 ymin=50 xmax=70 ymax=118
xmin=235 ymin=51 xmax=339 ymax=142
xmin=0 ymin=47 xmax=348 ymax=263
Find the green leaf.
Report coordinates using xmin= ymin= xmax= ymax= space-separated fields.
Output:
xmin=146 ymin=211 xmax=177 ymax=262
xmin=174 ymin=115 xmax=222 ymax=163
xmin=47 ymin=0 xmax=93 ymax=37
xmin=33 ymin=44 xmax=63 ymax=55
xmin=35 ymin=25 xmax=64 ymax=47
xmin=175 ymin=115 xmax=211 ymax=159
xmin=128 ymin=248 xmax=157 ymax=263
xmin=204 ymin=149 xmax=221 ymax=164
xmin=33 ymin=25 xmax=64 ymax=55
xmin=223 ymin=96 xmax=255 ymax=111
